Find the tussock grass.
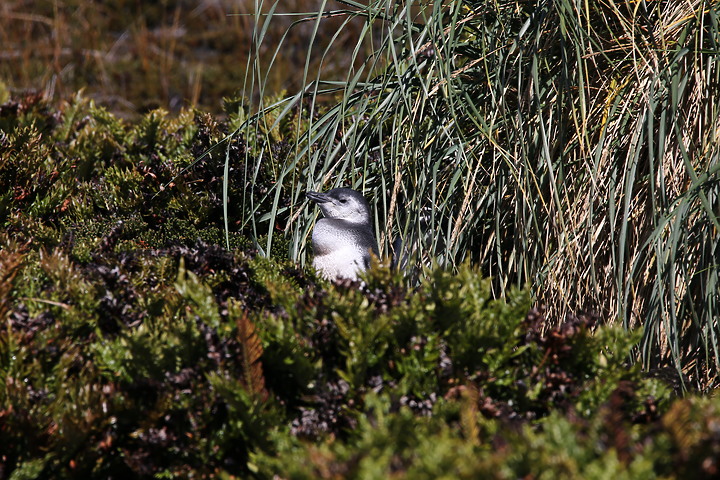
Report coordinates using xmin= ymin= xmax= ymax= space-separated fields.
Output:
xmin=234 ymin=0 xmax=720 ymax=389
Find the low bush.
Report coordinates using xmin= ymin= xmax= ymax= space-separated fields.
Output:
xmin=1 ymin=93 xmax=718 ymax=479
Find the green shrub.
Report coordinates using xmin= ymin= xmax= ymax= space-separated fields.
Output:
xmin=2 ymin=90 xmax=718 ymax=479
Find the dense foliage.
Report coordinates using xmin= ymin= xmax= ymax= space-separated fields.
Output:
xmin=241 ymin=0 xmax=720 ymax=387
xmin=1 ymin=95 xmax=719 ymax=478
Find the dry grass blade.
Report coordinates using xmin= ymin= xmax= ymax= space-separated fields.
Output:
xmin=236 ymin=309 xmax=268 ymax=400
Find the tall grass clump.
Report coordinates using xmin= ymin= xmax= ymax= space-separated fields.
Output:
xmin=230 ymin=0 xmax=720 ymax=388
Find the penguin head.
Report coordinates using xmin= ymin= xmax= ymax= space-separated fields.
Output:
xmin=306 ymin=188 xmax=372 ymax=224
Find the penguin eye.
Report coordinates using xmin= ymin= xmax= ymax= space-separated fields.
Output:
xmin=339 ymin=197 xmax=348 ymax=204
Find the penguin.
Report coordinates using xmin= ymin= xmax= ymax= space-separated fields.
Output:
xmin=306 ymin=188 xmax=379 ymax=281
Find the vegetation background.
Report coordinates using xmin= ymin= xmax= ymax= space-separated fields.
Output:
xmin=0 ymin=0 xmax=360 ymax=117
xmin=1 ymin=0 xmax=720 ymax=478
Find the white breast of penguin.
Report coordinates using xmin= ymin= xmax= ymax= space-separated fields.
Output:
xmin=311 ymin=218 xmax=371 ymax=280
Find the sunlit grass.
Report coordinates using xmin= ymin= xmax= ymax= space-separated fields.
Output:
xmin=234 ymin=0 xmax=720 ymax=390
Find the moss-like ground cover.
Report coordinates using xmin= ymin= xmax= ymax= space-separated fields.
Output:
xmin=1 ymin=94 xmax=719 ymax=478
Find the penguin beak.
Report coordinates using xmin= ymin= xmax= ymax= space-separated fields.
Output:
xmin=306 ymin=191 xmax=331 ymax=203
